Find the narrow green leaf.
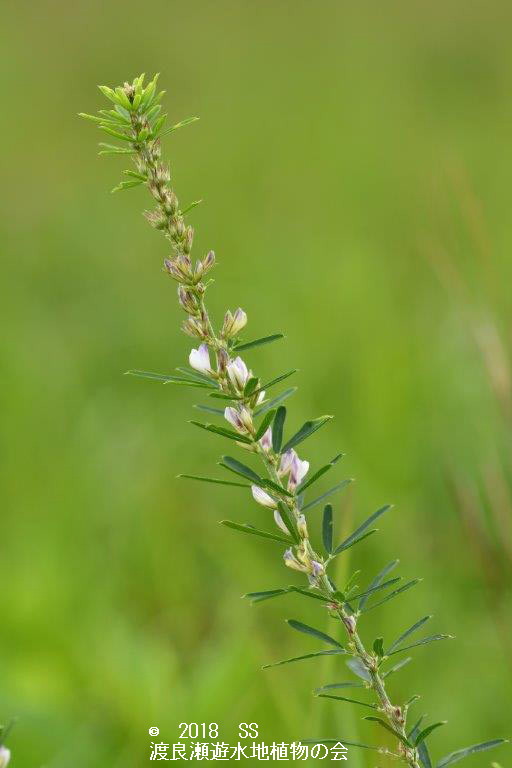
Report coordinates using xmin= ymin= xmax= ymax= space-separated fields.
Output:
xmin=297 ymin=453 xmax=344 ymax=494
xmin=79 ymin=112 xmax=104 ymax=123
xmin=233 ymin=333 xmax=284 ymax=352
xmin=288 ymin=586 xmax=331 ymax=603
xmin=220 ymin=456 xmax=260 ymax=483
xmin=287 ymin=619 xmax=344 ymax=649
xmin=262 ymin=649 xmax=346 ymax=669
xmin=193 ymin=403 xmax=225 ymax=416
xmin=259 ymin=369 xmax=298 ymax=393
xmin=160 ymin=116 xmax=200 ymax=136
xmin=348 ymin=577 xmax=402 ymax=603
xmin=99 ymin=125 xmax=133 ymax=142
xmin=272 ymin=406 xmax=286 ymax=452
xmin=359 ymin=560 xmax=400 ymax=610
xmin=302 ymin=478 xmax=353 ymax=512
xmin=244 ymin=377 xmax=259 ymax=397
xmin=315 ymin=681 xmax=364 ymax=693
xmin=334 ymin=504 xmax=391 ymax=554
xmin=220 ymin=520 xmax=292 ymax=545
xmin=276 ymin=502 xmax=299 ymax=542
xmin=208 ymin=392 xmax=239 ymax=401
xmin=322 ymin=504 xmax=333 ymax=553
xmin=300 ymin=739 xmax=379 ymax=751
xmin=415 ymin=722 xmax=447 ymax=746
xmin=334 ymin=528 xmax=377 ymax=554
xmin=111 ymin=179 xmax=144 ymax=193
xmin=98 ymin=85 xmax=119 ymax=103
xmin=418 ymin=740 xmax=433 ymax=768
xmin=360 ymin=579 xmax=422 ymax=613
xmin=281 ymin=415 xmax=333 ymax=453
xmin=178 ymin=474 xmax=249 ymax=488
xmin=255 ymin=387 xmax=297 ymax=416
xmin=260 ymin=478 xmax=294 ymax=498
xmin=123 ymin=169 xmax=147 ymax=181
xmin=98 ymin=144 xmax=136 ymax=156
xmin=254 ymin=409 xmax=276 ymax=441
xmin=317 ymin=693 xmax=376 ymax=709
xmin=175 ymin=366 xmax=214 ymax=384
xmin=364 ymin=717 xmax=411 ymax=748
xmin=125 ymin=369 xmax=209 ymax=387
xmin=346 ymin=657 xmax=372 ymax=682
xmin=181 ymin=199 xmax=203 ymax=215
xmin=388 ymin=634 xmax=453 ymax=657
xmin=437 ymin=741 xmax=508 ymax=768
xmin=373 ymin=637 xmax=384 ymax=657
xmin=386 ymin=616 xmax=433 ymax=655
xmin=189 ymin=420 xmax=253 ymax=444
xmin=244 ymin=589 xmax=289 ymax=603
xmin=382 ymin=656 xmax=412 ymax=678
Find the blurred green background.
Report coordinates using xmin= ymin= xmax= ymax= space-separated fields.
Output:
xmin=1 ymin=0 xmax=511 ymax=765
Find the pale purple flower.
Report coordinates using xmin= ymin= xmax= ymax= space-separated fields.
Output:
xmin=278 ymin=449 xmax=295 ymax=478
xmin=274 ymin=509 xmax=290 ymax=535
xmin=0 ymin=747 xmax=11 ymax=768
xmin=224 ymin=407 xmax=246 ymax=433
xmin=227 ymin=356 xmax=250 ymax=391
xmin=189 ymin=343 xmax=212 ymax=375
xmin=288 ymin=452 xmax=310 ymax=491
xmin=259 ymin=426 xmax=272 ymax=453
xmin=251 ymin=485 xmax=277 ymax=509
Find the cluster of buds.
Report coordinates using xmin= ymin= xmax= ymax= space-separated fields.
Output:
xmin=164 ymin=250 xmax=215 ymax=286
xmin=284 ymin=545 xmax=325 ymax=586
xmin=221 ymin=308 xmax=247 ymax=339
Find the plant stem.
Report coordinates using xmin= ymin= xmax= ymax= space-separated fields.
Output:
xmin=127 ymin=97 xmax=419 ymax=768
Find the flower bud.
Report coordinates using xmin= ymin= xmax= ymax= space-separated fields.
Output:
xmin=0 ymin=746 xmax=11 ymax=767
xmin=144 ymin=209 xmax=167 ymax=230
xmin=182 ymin=317 xmax=206 ymax=338
xmin=178 ymin=285 xmax=198 ymax=314
xmin=230 ymin=308 xmax=247 ymax=335
xmin=202 ymin=250 xmax=215 ymax=274
xmin=251 ymin=485 xmax=277 ymax=509
xmin=183 ymin=226 xmax=194 ymax=254
xmin=297 ymin=514 xmax=308 ymax=539
xmin=283 ymin=548 xmax=308 ymax=573
xmin=163 ymin=258 xmax=182 ymax=281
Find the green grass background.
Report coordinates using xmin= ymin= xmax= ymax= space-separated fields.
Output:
xmin=1 ymin=0 xmax=511 ymax=765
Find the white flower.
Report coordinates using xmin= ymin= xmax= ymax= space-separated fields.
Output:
xmin=224 ymin=406 xmax=246 ymax=433
xmin=189 ymin=343 xmax=212 ymax=375
xmin=251 ymin=485 xmax=277 ymax=509
xmin=0 ymin=747 xmax=11 ymax=767
xmin=274 ymin=509 xmax=290 ymax=534
xmin=227 ymin=356 xmax=250 ymax=391
xmin=231 ymin=307 xmax=247 ymax=335
xmin=259 ymin=426 xmax=272 ymax=453
xmin=288 ymin=452 xmax=309 ymax=491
